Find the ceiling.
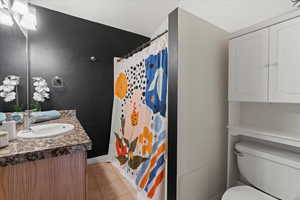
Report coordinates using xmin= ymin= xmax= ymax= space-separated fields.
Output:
xmin=179 ymin=0 xmax=297 ymax=33
xmin=30 ymin=0 xmax=298 ymax=37
xmin=29 ymin=0 xmax=180 ymax=37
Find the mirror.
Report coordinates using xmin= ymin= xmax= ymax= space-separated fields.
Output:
xmin=0 ymin=0 xmax=37 ymax=113
xmin=0 ymin=24 xmax=27 ymax=112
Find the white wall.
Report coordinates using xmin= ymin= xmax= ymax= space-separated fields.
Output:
xmin=240 ymin=103 xmax=300 ymax=136
xmin=177 ymin=8 xmax=229 ymax=200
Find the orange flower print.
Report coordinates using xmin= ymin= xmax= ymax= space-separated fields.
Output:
xmin=139 ymin=127 xmax=153 ymax=156
xmin=131 ymin=103 xmax=139 ymax=126
xmin=115 ymin=72 xmax=128 ymax=99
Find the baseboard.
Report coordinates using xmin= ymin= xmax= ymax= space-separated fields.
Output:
xmin=87 ymin=154 xmax=111 ymax=164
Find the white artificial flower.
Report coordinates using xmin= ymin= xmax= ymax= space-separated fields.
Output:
xmin=35 ymin=87 xmax=41 ymax=92
xmin=35 ymin=86 xmax=50 ymax=93
xmin=9 ymin=80 xmax=18 ymax=86
xmin=32 ymin=77 xmax=50 ymax=103
xmin=0 ymin=92 xmax=6 ymax=97
xmin=44 ymin=93 xmax=50 ymax=99
xmin=8 ymin=76 xmax=14 ymax=79
xmin=7 ymin=75 xmax=20 ymax=85
xmin=4 ymin=92 xmax=16 ymax=102
xmin=32 ymin=77 xmax=42 ymax=81
xmin=40 ymin=80 xmax=46 ymax=85
xmin=3 ymin=78 xmax=11 ymax=85
xmin=9 ymin=75 xmax=17 ymax=79
xmin=0 ymin=75 xmax=20 ymax=103
xmin=33 ymin=92 xmax=45 ymax=102
xmin=2 ymin=85 xmax=14 ymax=92
xmin=33 ymin=81 xmax=39 ymax=87
xmin=40 ymin=90 xmax=49 ymax=98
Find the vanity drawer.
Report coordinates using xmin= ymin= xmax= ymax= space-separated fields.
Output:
xmin=0 ymin=152 xmax=87 ymax=200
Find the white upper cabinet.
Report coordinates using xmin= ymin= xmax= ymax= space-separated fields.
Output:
xmin=269 ymin=17 xmax=300 ymax=103
xmin=229 ymin=15 xmax=300 ymax=103
xmin=229 ymin=29 xmax=269 ymax=102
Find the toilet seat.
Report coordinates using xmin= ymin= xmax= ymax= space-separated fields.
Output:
xmin=222 ymin=186 xmax=276 ymax=200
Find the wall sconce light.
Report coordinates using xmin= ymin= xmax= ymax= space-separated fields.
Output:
xmin=11 ymin=0 xmax=29 ymax=15
xmin=20 ymin=6 xmax=36 ymax=30
xmin=90 ymin=56 xmax=97 ymax=62
xmin=0 ymin=0 xmax=37 ymax=31
xmin=291 ymin=0 xmax=300 ymax=7
xmin=0 ymin=0 xmax=9 ymax=9
xmin=0 ymin=9 xmax=13 ymax=26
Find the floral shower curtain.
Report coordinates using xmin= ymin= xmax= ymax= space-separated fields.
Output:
xmin=109 ymin=34 xmax=168 ymax=200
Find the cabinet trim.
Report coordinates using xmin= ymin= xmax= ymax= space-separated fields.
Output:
xmin=229 ymin=8 xmax=300 ymax=40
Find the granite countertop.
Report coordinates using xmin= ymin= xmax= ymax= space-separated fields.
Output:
xmin=0 ymin=110 xmax=92 ymax=167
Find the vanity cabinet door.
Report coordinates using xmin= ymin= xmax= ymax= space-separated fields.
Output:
xmin=229 ymin=29 xmax=269 ymax=102
xmin=269 ymin=17 xmax=300 ymax=103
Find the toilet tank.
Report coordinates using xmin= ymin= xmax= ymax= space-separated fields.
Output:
xmin=235 ymin=142 xmax=300 ymax=200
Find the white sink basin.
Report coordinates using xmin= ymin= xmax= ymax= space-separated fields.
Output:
xmin=17 ymin=123 xmax=75 ymax=139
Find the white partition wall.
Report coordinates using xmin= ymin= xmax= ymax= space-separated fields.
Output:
xmin=169 ymin=8 xmax=229 ymax=200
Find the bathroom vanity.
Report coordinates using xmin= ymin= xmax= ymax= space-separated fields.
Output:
xmin=0 ymin=110 xmax=91 ymax=200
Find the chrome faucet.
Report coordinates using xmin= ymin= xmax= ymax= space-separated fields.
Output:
xmin=23 ymin=110 xmax=31 ymax=131
xmin=23 ymin=110 xmax=35 ymax=132
xmin=23 ymin=110 xmax=46 ymax=132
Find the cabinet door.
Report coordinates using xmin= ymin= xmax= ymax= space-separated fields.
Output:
xmin=229 ymin=29 xmax=269 ymax=102
xmin=269 ymin=17 xmax=300 ymax=103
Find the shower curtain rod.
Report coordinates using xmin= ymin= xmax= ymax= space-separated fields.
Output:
xmin=117 ymin=30 xmax=168 ymax=62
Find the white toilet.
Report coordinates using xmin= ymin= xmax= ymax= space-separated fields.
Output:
xmin=222 ymin=141 xmax=300 ymax=200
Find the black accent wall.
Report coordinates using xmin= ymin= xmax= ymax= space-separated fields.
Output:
xmin=0 ymin=6 xmax=149 ymax=158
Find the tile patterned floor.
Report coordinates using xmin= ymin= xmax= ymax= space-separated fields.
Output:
xmin=87 ymin=162 xmax=137 ymax=200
